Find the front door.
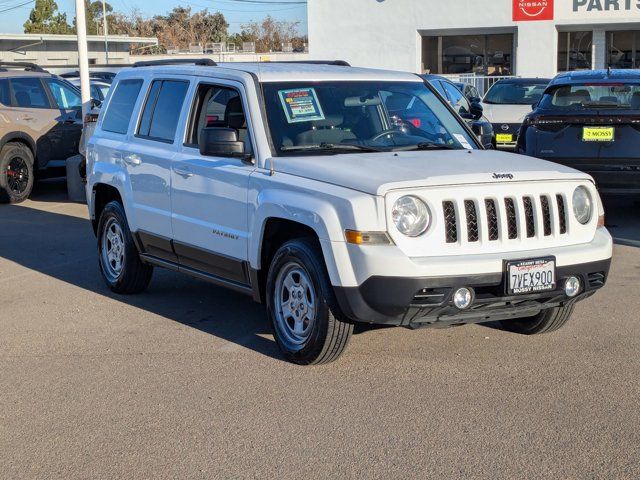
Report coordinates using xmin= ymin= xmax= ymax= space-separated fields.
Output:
xmin=171 ymin=81 xmax=254 ymax=285
xmin=43 ymin=78 xmax=83 ymax=160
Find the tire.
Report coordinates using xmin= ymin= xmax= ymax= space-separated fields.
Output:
xmin=0 ymin=142 xmax=35 ymax=203
xmin=500 ymin=304 xmax=575 ymax=335
xmin=97 ymin=200 xmax=153 ymax=294
xmin=266 ymin=238 xmax=354 ymax=365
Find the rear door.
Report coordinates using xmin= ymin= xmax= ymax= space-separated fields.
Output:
xmin=123 ymin=77 xmax=191 ymax=260
xmin=7 ymin=77 xmax=61 ymax=166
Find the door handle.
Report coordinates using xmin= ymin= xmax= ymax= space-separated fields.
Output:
xmin=123 ymin=154 xmax=142 ymax=166
xmin=173 ymin=166 xmax=193 ymax=178
xmin=21 ymin=115 xmax=34 ymax=121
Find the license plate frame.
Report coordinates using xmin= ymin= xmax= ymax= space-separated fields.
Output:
xmin=496 ymin=133 xmax=514 ymax=143
xmin=582 ymin=126 xmax=615 ymax=142
xmin=505 ymin=257 xmax=556 ymax=296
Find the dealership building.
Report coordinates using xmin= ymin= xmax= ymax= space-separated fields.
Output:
xmin=308 ymin=0 xmax=640 ymax=78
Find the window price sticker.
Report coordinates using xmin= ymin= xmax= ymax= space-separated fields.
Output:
xmin=278 ymin=88 xmax=326 ymax=123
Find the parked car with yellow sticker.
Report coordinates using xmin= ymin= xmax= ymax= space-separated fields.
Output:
xmin=482 ymin=78 xmax=550 ymax=150
xmin=517 ymin=69 xmax=640 ymax=196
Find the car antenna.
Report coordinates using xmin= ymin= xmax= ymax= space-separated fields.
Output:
xmin=607 ymin=65 xmax=612 ymax=77
xmin=268 ymin=157 xmax=275 ymax=176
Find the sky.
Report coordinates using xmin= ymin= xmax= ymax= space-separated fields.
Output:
xmin=0 ymin=0 xmax=308 ymax=35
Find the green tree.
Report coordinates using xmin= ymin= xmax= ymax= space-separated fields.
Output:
xmin=74 ymin=0 xmax=113 ymax=35
xmin=23 ymin=0 xmax=73 ymax=34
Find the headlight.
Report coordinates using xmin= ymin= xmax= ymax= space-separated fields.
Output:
xmin=392 ymin=195 xmax=430 ymax=236
xmin=572 ymin=186 xmax=592 ymax=225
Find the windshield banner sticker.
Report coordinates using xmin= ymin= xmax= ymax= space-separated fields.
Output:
xmin=278 ymin=88 xmax=325 ymax=123
xmin=453 ymin=133 xmax=473 ymax=150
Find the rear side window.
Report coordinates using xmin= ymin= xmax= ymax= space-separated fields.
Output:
xmin=0 ymin=79 xmax=10 ymax=105
xmin=102 ymin=79 xmax=143 ymax=134
xmin=10 ymin=78 xmax=50 ymax=108
xmin=137 ymin=80 xmax=189 ymax=143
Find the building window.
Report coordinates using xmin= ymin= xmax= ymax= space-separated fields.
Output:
xmin=422 ymin=34 xmax=514 ymax=76
xmin=558 ymin=31 xmax=593 ymax=72
xmin=608 ymin=31 xmax=639 ymax=69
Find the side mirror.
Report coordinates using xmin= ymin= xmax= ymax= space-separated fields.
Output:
xmin=469 ymin=96 xmax=482 ymax=104
xmin=199 ymin=127 xmax=251 ymax=161
xmin=469 ymin=101 xmax=484 ymax=120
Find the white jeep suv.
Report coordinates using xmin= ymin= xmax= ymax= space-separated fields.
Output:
xmin=86 ymin=59 xmax=612 ymax=365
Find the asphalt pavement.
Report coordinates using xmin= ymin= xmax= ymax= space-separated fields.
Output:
xmin=1 ymin=180 xmax=639 ymax=479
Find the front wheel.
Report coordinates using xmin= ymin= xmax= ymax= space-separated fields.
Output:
xmin=501 ymin=304 xmax=575 ymax=335
xmin=0 ymin=142 xmax=34 ymax=203
xmin=266 ymin=238 xmax=353 ymax=365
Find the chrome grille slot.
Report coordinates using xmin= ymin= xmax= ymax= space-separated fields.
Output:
xmin=464 ymin=200 xmax=479 ymax=242
xmin=540 ymin=195 xmax=552 ymax=236
xmin=443 ymin=201 xmax=457 ymax=243
xmin=505 ymin=198 xmax=518 ymax=239
xmin=523 ymin=196 xmax=535 ymax=238
xmin=485 ymin=199 xmax=499 ymax=241
xmin=556 ymin=194 xmax=567 ymax=234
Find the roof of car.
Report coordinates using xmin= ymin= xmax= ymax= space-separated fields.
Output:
xmin=0 ymin=70 xmax=51 ymax=78
xmin=550 ymin=69 xmax=640 ymax=86
xmin=491 ymin=77 xmax=551 ymax=85
xmin=124 ymin=62 xmax=423 ymax=83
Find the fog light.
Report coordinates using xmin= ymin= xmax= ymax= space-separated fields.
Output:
xmin=453 ymin=287 xmax=474 ymax=310
xmin=564 ymin=276 xmax=581 ymax=298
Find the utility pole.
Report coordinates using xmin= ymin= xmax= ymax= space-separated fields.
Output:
xmin=75 ymin=0 xmax=91 ymax=118
xmin=102 ymin=0 xmax=109 ymax=64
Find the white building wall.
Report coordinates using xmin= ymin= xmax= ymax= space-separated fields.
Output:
xmin=308 ymin=0 xmax=640 ymax=75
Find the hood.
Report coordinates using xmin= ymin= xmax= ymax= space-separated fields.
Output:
xmin=272 ymin=149 xmax=591 ymax=196
xmin=481 ymin=103 xmax=532 ymax=124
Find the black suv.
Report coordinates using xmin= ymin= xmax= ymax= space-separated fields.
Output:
xmin=517 ymin=69 xmax=640 ymax=196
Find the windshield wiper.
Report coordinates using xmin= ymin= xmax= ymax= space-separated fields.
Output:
xmin=280 ymin=143 xmax=387 ymax=153
xmin=391 ymin=142 xmax=460 ymax=152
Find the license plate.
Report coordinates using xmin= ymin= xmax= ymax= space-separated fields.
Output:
xmin=583 ymin=126 xmax=614 ymax=142
xmin=507 ymin=258 xmax=556 ymax=295
xmin=496 ymin=133 xmax=514 ymax=143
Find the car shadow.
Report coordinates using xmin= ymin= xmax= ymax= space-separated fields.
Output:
xmin=0 ymin=199 xmax=288 ymax=361
xmin=2 ymin=189 xmax=388 ymax=362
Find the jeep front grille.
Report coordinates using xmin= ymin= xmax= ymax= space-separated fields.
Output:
xmin=443 ymin=201 xmax=458 ymax=243
xmin=443 ymin=194 xmax=569 ymax=244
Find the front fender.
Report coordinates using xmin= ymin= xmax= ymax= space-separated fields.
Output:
xmin=249 ymin=189 xmax=351 ymax=286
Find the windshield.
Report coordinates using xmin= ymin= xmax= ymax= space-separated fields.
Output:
xmin=483 ymin=82 xmax=548 ymax=105
xmin=538 ymin=83 xmax=640 ymax=110
xmin=261 ymin=81 xmax=478 ymax=156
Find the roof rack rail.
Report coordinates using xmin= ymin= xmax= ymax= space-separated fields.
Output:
xmin=133 ymin=58 xmax=217 ymax=68
xmin=260 ymin=60 xmax=351 ymax=67
xmin=0 ymin=62 xmax=47 ymax=73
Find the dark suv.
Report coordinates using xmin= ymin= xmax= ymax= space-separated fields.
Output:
xmin=517 ymin=69 xmax=640 ymax=196
xmin=0 ymin=63 xmax=83 ymax=203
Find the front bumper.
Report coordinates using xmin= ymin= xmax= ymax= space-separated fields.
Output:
xmin=334 ymin=258 xmax=610 ymax=327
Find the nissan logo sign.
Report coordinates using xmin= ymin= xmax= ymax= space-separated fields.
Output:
xmin=501 ymin=124 xmax=510 ymax=131
xmin=513 ymin=0 xmax=554 ymax=21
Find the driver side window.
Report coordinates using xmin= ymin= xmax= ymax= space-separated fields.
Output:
xmin=46 ymin=79 xmax=81 ymax=109
xmin=443 ymin=82 xmax=470 ymax=115
xmin=188 ymin=84 xmax=252 ymax=154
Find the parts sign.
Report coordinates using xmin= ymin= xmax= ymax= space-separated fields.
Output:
xmin=513 ymin=0 xmax=554 ymax=21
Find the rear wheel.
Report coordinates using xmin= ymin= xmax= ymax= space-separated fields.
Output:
xmin=0 ymin=142 xmax=34 ymax=203
xmin=97 ymin=200 xmax=153 ymax=294
xmin=501 ymin=304 xmax=575 ymax=335
xmin=266 ymin=238 xmax=353 ymax=365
